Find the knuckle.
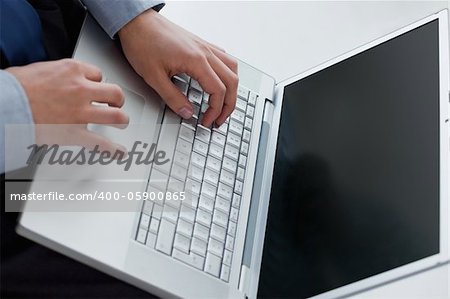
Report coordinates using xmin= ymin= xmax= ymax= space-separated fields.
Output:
xmin=110 ymin=84 xmax=124 ymax=105
xmin=229 ymin=58 xmax=239 ymax=73
xmin=189 ymin=51 xmax=206 ymax=63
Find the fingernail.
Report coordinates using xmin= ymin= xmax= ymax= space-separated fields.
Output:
xmin=178 ymin=106 xmax=193 ymax=119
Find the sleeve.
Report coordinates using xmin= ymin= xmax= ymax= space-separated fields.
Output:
xmin=0 ymin=70 xmax=36 ymax=174
xmin=82 ymin=0 xmax=165 ymax=38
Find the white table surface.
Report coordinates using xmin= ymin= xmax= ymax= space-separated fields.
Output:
xmin=161 ymin=1 xmax=449 ymax=298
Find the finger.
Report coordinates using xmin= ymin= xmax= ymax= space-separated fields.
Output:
xmin=84 ymin=106 xmax=129 ymax=129
xmin=149 ymin=70 xmax=194 ymax=119
xmin=206 ymin=54 xmax=238 ymax=126
xmin=209 ymin=47 xmax=238 ymax=75
xmin=206 ymin=41 xmax=226 ymax=53
xmin=186 ymin=57 xmax=226 ymax=127
xmin=78 ymin=61 xmax=103 ymax=82
xmin=86 ymin=82 xmax=125 ymax=108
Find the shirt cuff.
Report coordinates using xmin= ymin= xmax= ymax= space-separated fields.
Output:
xmin=0 ymin=70 xmax=36 ymax=173
xmin=82 ymin=0 xmax=165 ymax=38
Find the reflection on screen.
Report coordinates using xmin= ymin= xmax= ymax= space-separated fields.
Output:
xmin=258 ymin=20 xmax=440 ymax=298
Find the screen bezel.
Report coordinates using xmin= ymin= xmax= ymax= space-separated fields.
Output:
xmin=249 ymin=10 xmax=449 ymax=299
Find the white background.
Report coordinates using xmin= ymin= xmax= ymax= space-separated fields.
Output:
xmin=161 ymin=1 xmax=449 ymax=298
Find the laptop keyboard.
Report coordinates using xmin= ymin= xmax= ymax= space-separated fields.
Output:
xmin=135 ymin=74 xmax=259 ymax=282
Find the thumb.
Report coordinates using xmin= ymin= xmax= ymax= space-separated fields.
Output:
xmin=151 ymin=73 xmax=194 ymax=119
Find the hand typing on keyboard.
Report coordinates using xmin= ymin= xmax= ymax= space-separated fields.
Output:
xmin=118 ymin=9 xmax=238 ymax=127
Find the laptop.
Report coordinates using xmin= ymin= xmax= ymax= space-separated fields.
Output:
xmin=14 ymin=8 xmax=449 ymax=299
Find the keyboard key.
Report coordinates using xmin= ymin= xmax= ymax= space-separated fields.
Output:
xmin=193 ymin=139 xmax=208 ymax=156
xmin=227 ymin=221 xmax=237 ymax=237
xmin=176 ymin=73 xmax=190 ymax=83
xmin=206 ymin=156 xmax=221 ymax=173
xmin=208 ymin=238 xmax=224 ymax=258
xmin=191 ymin=152 xmax=206 ymax=169
xmin=176 ymin=138 xmax=192 ymax=155
xmin=215 ymin=196 xmax=231 ymax=214
xmin=234 ymin=180 xmax=243 ymax=195
xmin=199 ymin=194 xmax=215 ymax=213
xmin=230 ymin=207 xmax=239 ymax=223
xmin=236 ymin=98 xmax=247 ymax=112
xmin=244 ymin=117 xmax=253 ymax=131
xmin=140 ymin=213 xmax=150 ymax=229
xmin=174 ymin=233 xmax=191 ymax=253
xmin=240 ymin=142 xmax=249 ymax=156
xmin=205 ymin=252 xmax=221 ymax=277
xmin=188 ymin=164 xmax=204 ymax=182
xmin=232 ymin=194 xmax=241 ymax=209
xmin=226 ymin=133 xmax=241 ymax=149
xmin=243 ymin=130 xmax=251 ymax=143
xmin=177 ymin=218 xmax=193 ymax=237
xmin=219 ymin=169 xmax=234 ymax=187
xmin=173 ymin=150 xmax=190 ymax=169
xmin=214 ymin=122 xmax=228 ymax=135
xmin=238 ymin=154 xmax=247 ymax=168
xmin=136 ymin=228 xmax=147 ymax=244
xmin=172 ymin=248 xmax=205 ymax=270
xmin=193 ymin=223 xmax=210 ymax=241
xmin=182 ymin=117 xmax=197 ymax=129
xmin=191 ymin=79 xmax=203 ymax=92
xmin=142 ymin=200 xmax=153 ymax=215
xmin=223 ymin=157 xmax=237 ymax=174
xmin=203 ymin=168 xmax=219 ymax=186
xmin=246 ymin=106 xmax=255 ymax=118
xmin=171 ymin=163 xmax=187 ymax=181
xmin=168 ymin=177 xmax=184 ymax=195
xmin=152 ymin=204 xmax=163 ymax=220
xmin=211 ymin=224 xmax=226 ymax=242
xmin=223 ymin=250 xmax=233 ymax=266
xmin=191 ymin=237 xmax=207 ymax=256
xmin=196 ymin=209 xmax=212 ymax=227
xmin=236 ymin=167 xmax=245 ymax=181
xmin=173 ymin=77 xmax=188 ymax=95
xmin=155 ymin=219 xmax=176 ymax=255
xmin=196 ymin=125 xmax=211 ymax=143
xmin=229 ymin=119 xmax=243 ymax=136
xmin=149 ymin=169 xmax=168 ymax=190
xmin=188 ymin=88 xmax=202 ymax=105
xmin=162 ymin=204 xmax=179 ymax=223
xmin=180 ymin=204 xmax=196 ymax=223
xmin=203 ymin=92 xmax=210 ymax=103
xmin=220 ymin=264 xmax=230 ymax=282
xmin=213 ymin=209 xmax=228 ymax=227
xmin=201 ymin=101 xmax=209 ymax=113
xmin=225 ymin=235 xmax=235 ymax=251
xmin=193 ymin=103 xmax=201 ymax=118
xmin=146 ymin=232 xmax=157 ymax=248
xmin=209 ymin=143 xmax=223 ymax=160
xmin=211 ymin=131 xmax=226 ymax=146
xmin=237 ymin=86 xmax=249 ymax=100
xmin=185 ymin=178 xmax=201 ymax=195
xmin=248 ymin=92 xmax=257 ymax=106
xmin=231 ymin=109 xmax=245 ymax=124
xmin=224 ymin=144 xmax=239 ymax=161
xmin=217 ymin=183 xmax=233 ymax=200
xmin=179 ymin=125 xmax=195 ymax=143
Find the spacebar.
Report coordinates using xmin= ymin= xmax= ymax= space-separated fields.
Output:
xmin=154 ymin=107 xmax=182 ymax=174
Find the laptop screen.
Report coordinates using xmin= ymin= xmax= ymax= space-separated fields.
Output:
xmin=258 ymin=19 xmax=440 ymax=298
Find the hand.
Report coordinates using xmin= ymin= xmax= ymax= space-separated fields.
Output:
xmin=118 ymin=9 xmax=238 ymax=127
xmin=6 ymin=59 xmax=128 ymax=153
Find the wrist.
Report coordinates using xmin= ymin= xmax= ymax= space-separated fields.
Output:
xmin=118 ymin=8 xmax=159 ymax=40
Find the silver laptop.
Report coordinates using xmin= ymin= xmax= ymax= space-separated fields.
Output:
xmin=15 ymin=9 xmax=449 ymax=299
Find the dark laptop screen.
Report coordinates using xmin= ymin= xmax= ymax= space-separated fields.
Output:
xmin=258 ymin=19 xmax=440 ymax=298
